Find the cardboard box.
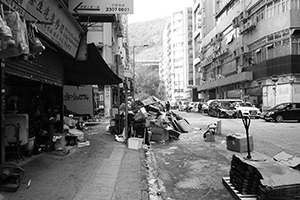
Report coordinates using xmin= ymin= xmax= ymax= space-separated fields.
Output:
xmin=226 ymin=133 xmax=253 ymax=153
xmin=150 ymin=126 xmax=169 ymax=142
xmin=128 ymin=137 xmax=143 ymax=150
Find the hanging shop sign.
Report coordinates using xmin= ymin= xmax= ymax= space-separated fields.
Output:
xmin=69 ymin=0 xmax=134 ymax=15
xmin=25 ymin=0 xmax=82 ymax=58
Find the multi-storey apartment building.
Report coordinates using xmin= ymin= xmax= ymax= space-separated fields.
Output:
xmin=160 ymin=8 xmax=194 ymax=103
xmin=193 ymin=0 xmax=300 ymax=109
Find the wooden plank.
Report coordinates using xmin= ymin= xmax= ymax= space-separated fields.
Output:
xmin=222 ymin=177 xmax=257 ymax=200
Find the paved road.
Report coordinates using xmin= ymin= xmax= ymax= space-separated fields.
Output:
xmin=147 ymin=110 xmax=300 ymax=200
xmin=184 ymin=111 xmax=300 ymax=157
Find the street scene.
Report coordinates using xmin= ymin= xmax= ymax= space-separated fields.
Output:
xmin=0 ymin=0 xmax=300 ymax=200
xmin=146 ymin=109 xmax=300 ymax=200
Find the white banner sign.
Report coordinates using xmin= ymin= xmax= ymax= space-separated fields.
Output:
xmin=69 ymin=0 xmax=133 ymax=15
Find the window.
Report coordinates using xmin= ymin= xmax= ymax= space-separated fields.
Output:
xmin=291 ymin=38 xmax=300 ymax=54
xmin=267 ymin=44 xmax=275 ymax=59
xmin=275 ymin=41 xmax=282 ymax=57
xmin=282 ymin=38 xmax=290 ymax=56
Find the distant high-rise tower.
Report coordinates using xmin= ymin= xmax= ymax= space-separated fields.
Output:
xmin=160 ymin=7 xmax=193 ymax=102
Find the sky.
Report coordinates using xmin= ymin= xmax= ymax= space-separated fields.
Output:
xmin=128 ymin=0 xmax=194 ymax=23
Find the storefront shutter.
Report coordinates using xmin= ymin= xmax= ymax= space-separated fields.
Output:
xmin=4 ymin=48 xmax=64 ymax=87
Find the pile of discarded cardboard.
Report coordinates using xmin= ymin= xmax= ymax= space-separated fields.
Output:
xmin=129 ymin=96 xmax=193 ymax=143
xmin=229 ymin=154 xmax=300 ymax=199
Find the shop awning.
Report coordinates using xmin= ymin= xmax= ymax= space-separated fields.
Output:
xmin=63 ymin=43 xmax=122 ymax=85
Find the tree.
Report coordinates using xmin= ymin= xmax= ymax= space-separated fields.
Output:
xmin=134 ymin=64 xmax=160 ymax=100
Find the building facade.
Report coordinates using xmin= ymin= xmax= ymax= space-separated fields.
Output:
xmin=193 ymin=0 xmax=300 ymax=109
xmin=160 ymin=8 xmax=194 ymax=103
xmin=0 ymin=0 xmax=126 ymax=163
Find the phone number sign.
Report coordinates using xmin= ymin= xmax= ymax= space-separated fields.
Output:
xmin=70 ymin=0 xmax=133 ymax=15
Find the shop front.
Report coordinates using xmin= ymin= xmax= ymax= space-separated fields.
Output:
xmin=0 ymin=0 xmax=123 ymax=164
xmin=0 ymin=0 xmax=84 ymax=163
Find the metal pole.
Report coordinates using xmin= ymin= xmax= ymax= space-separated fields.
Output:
xmin=116 ymin=55 xmax=121 ymax=135
xmin=124 ymin=78 xmax=128 ymax=142
xmin=132 ymin=47 xmax=135 ymax=100
xmin=178 ymin=74 xmax=181 ymax=102
xmin=0 ymin=60 xmax=5 ymax=163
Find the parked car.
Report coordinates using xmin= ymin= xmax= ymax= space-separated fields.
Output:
xmin=178 ymin=101 xmax=189 ymax=111
xmin=170 ymin=101 xmax=178 ymax=109
xmin=187 ymin=102 xmax=199 ymax=112
xmin=264 ymin=102 xmax=300 ymax=122
xmin=233 ymin=102 xmax=261 ymax=119
xmin=182 ymin=101 xmax=189 ymax=111
xmin=208 ymin=99 xmax=242 ymax=118
xmin=202 ymin=100 xmax=215 ymax=114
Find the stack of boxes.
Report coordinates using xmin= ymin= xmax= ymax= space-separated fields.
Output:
xmin=226 ymin=133 xmax=254 ymax=153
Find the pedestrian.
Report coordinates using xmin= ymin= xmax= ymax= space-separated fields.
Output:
xmin=178 ymin=101 xmax=182 ymax=111
xmin=165 ymin=101 xmax=170 ymax=112
xmin=198 ymin=102 xmax=203 ymax=113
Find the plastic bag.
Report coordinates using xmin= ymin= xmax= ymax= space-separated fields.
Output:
xmin=0 ymin=11 xmax=29 ymax=59
xmin=27 ymin=22 xmax=45 ymax=55
xmin=0 ymin=4 xmax=12 ymax=39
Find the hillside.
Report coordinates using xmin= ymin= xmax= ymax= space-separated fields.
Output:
xmin=128 ymin=17 xmax=168 ymax=60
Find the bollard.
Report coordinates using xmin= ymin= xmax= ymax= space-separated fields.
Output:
xmin=216 ymin=120 xmax=222 ymax=134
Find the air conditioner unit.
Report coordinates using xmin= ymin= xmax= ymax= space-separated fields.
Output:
xmin=232 ymin=17 xmax=239 ymax=28
xmin=211 ymin=37 xmax=216 ymax=44
xmin=239 ymin=12 xmax=244 ymax=21
xmin=233 ymin=50 xmax=238 ymax=58
xmin=237 ymin=66 xmax=242 ymax=73
xmin=247 ymin=20 xmax=253 ymax=28
xmin=216 ymin=33 xmax=222 ymax=41
xmin=240 ymin=45 xmax=248 ymax=54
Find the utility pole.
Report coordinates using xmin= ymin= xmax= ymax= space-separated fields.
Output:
xmin=0 ymin=60 xmax=5 ymax=163
xmin=124 ymin=78 xmax=128 ymax=142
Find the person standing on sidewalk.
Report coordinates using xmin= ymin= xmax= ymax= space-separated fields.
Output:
xmin=165 ymin=101 xmax=170 ymax=112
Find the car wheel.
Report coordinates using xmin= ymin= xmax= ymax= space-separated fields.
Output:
xmin=275 ymin=115 xmax=284 ymax=123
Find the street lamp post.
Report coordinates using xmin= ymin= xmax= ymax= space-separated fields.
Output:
xmin=171 ymin=73 xmax=180 ymax=102
xmin=132 ymin=44 xmax=149 ymax=99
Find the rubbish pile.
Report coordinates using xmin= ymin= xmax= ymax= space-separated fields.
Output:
xmin=110 ymin=96 xmax=193 ymax=145
xmin=50 ymin=116 xmax=90 ymax=151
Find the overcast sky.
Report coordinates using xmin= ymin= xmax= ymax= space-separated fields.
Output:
xmin=128 ymin=0 xmax=194 ymax=23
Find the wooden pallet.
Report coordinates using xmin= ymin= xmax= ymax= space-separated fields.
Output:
xmin=222 ymin=177 xmax=257 ymax=200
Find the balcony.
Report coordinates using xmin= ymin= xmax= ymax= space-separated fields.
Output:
xmin=197 ymin=71 xmax=253 ymax=91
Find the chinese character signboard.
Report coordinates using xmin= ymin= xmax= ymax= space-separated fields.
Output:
xmin=25 ymin=0 xmax=82 ymax=58
xmin=69 ymin=0 xmax=133 ymax=15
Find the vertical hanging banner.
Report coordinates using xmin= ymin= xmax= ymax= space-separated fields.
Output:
xmin=69 ymin=0 xmax=134 ymax=15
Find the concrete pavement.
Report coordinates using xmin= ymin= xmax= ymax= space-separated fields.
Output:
xmin=0 ymin=118 xmax=149 ymax=200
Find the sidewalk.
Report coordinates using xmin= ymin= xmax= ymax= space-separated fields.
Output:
xmin=0 ymin=118 xmax=149 ymax=200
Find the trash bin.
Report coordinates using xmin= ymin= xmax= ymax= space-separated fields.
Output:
xmin=25 ymin=136 xmax=35 ymax=156
xmin=109 ymin=114 xmax=125 ymax=135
